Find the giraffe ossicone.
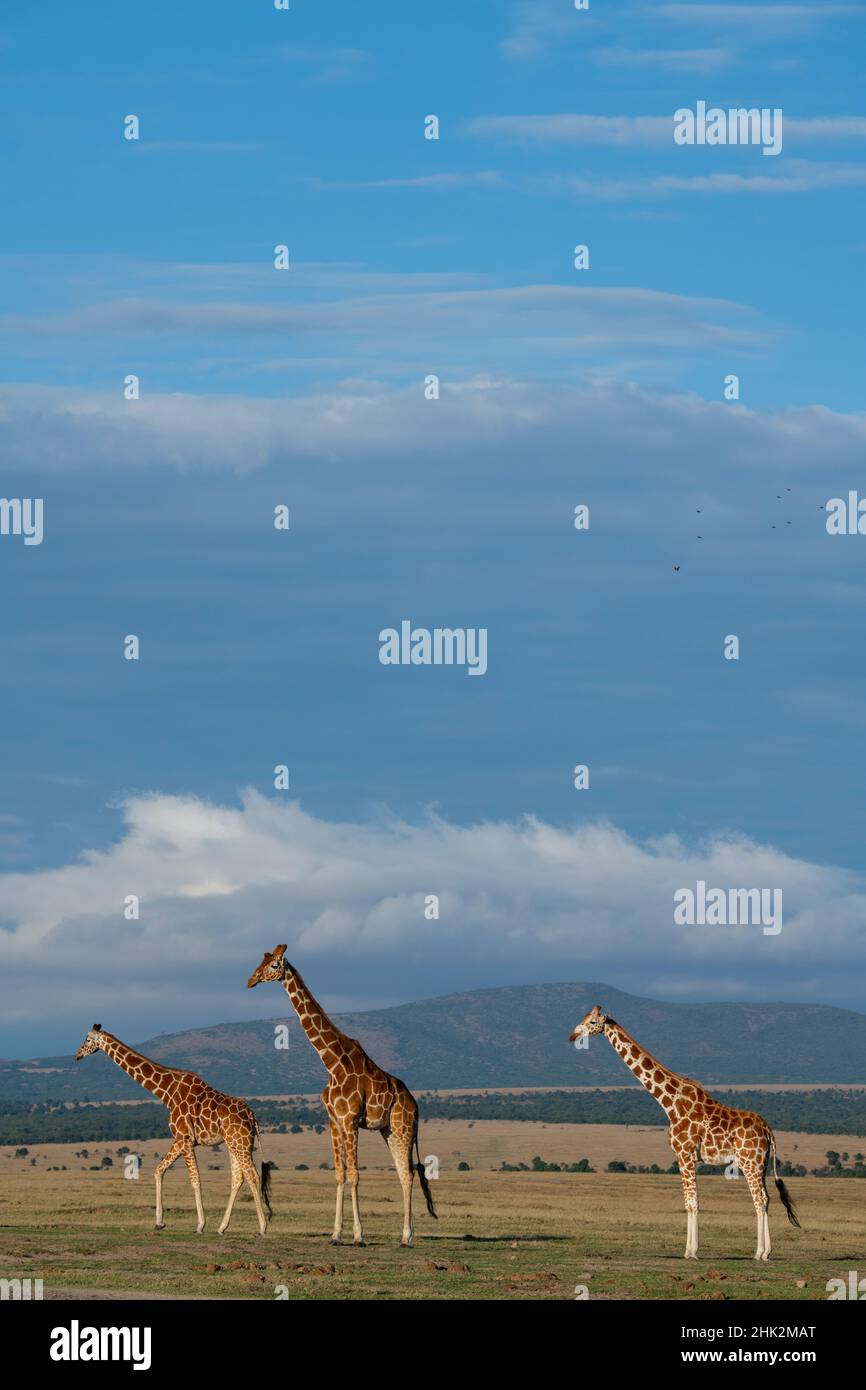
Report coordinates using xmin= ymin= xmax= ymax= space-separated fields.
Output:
xmin=247 ymin=944 xmax=437 ymax=1247
xmin=75 ymin=1024 xmax=272 ymax=1237
xmin=570 ymin=1005 xmax=801 ymax=1261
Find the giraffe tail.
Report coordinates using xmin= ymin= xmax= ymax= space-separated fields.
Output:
xmin=260 ymin=1161 xmax=274 ymax=1219
xmin=255 ymin=1119 xmax=274 ymax=1219
xmin=414 ymin=1117 xmax=438 ymax=1219
xmin=770 ymin=1132 xmax=801 ymax=1228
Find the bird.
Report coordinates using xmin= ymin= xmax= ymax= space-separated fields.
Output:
xmin=673 ymin=564 xmax=680 ymax=572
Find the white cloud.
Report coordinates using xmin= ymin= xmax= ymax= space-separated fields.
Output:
xmin=15 ymin=372 xmax=859 ymax=476
xmin=465 ymin=114 xmax=672 ymax=146
xmin=311 ymin=171 xmax=504 ymax=191
xmin=465 ymin=113 xmax=866 ymax=147
xmin=1 ymin=791 xmax=864 ymax=1027
xmin=551 ymin=162 xmax=866 ymax=199
xmin=786 ymin=118 xmax=866 ymax=140
xmin=656 ymin=3 xmax=861 ymax=33
xmin=0 ymin=253 xmax=491 ymax=299
xmin=6 ymin=375 xmax=866 ymax=481
xmin=502 ymin=0 xmax=861 ymax=61
xmin=0 ymin=283 xmax=762 ymax=354
xmin=500 ymin=0 xmax=582 ymax=60
xmin=499 ymin=0 xmax=861 ymax=66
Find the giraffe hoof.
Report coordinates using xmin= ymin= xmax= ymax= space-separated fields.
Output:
xmin=329 ymin=1238 xmax=342 ymax=1246
xmin=154 ymin=1223 xmax=165 ymax=1232
xmin=352 ymin=1238 xmax=366 ymax=1247
xmin=401 ymin=1240 xmax=414 ymax=1248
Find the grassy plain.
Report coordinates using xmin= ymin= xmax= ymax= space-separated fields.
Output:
xmin=1 ymin=1120 xmax=862 ymax=1300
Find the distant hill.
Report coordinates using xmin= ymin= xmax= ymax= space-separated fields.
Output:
xmin=1 ymin=982 xmax=864 ymax=1101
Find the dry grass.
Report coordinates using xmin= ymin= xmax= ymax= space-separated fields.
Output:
xmin=0 ymin=1124 xmax=862 ymax=1301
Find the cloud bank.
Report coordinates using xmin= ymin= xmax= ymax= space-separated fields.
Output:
xmin=4 ymin=376 xmax=866 ymax=478
xmin=1 ymin=791 xmax=864 ymax=1040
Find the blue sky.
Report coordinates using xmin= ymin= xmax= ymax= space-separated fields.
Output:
xmin=2 ymin=2 xmax=866 ymax=1054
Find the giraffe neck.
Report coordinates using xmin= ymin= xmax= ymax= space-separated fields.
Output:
xmin=603 ymin=1021 xmax=686 ymax=1118
xmin=95 ymin=1032 xmax=177 ymax=1102
xmin=281 ymin=970 xmax=347 ymax=1070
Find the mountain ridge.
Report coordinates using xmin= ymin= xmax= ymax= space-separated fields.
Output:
xmin=1 ymin=981 xmax=863 ymax=1100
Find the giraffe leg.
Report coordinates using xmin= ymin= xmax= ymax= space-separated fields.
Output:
xmin=153 ymin=1137 xmax=184 ymax=1230
xmin=217 ymin=1149 xmax=243 ymax=1235
xmin=241 ymin=1151 xmax=269 ymax=1236
xmin=181 ymin=1142 xmax=206 ymax=1233
xmin=386 ymin=1125 xmax=415 ymax=1247
xmin=676 ymin=1149 xmax=699 ymax=1259
xmin=343 ymin=1124 xmax=364 ymax=1245
xmin=743 ymin=1159 xmax=770 ymax=1261
xmin=328 ymin=1115 xmax=347 ymax=1245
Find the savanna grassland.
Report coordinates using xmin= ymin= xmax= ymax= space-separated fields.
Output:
xmin=1 ymin=1121 xmax=862 ymax=1301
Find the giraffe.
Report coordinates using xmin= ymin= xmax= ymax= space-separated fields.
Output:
xmin=569 ymin=1006 xmax=801 ymax=1260
xmin=247 ymin=945 xmax=437 ymax=1247
xmin=74 ymin=1024 xmax=271 ymax=1236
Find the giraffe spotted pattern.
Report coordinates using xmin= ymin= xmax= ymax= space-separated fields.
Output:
xmin=75 ymin=1025 xmax=271 ymax=1236
xmin=570 ymin=1005 xmax=800 ymax=1260
xmin=247 ymin=945 xmax=437 ymax=1247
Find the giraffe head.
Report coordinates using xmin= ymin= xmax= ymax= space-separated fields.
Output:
xmin=75 ymin=1023 xmax=104 ymax=1059
xmin=247 ymin=943 xmax=289 ymax=988
xmin=569 ymin=1005 xmax=608 ymax=1042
